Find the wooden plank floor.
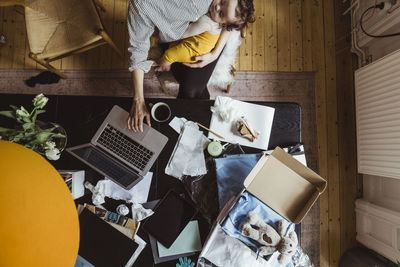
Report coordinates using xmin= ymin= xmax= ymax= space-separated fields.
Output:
xmin=0 ymin=1 xmax=358 ymax=266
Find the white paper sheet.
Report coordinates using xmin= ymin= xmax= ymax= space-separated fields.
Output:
xmin=103 ymin=172 xmax=153 ymax=204
xmin=208 ymin=96 xmax=275 ymax=150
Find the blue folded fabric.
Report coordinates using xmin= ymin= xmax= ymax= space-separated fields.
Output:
xmin=215 ymin=153 xmax=263 ymax=210
xmin=221 ymin=191 xmax=294 ymax=267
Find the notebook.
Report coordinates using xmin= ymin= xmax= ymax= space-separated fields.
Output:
xmin=78 ymin=208 xmax=139 ymax=267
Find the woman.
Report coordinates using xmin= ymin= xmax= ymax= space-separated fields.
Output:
xmin=127 ymin=0 xmax=254 ymax=132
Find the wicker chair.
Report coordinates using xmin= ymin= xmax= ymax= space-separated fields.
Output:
xmin=0 ymin=0 xmax=121 ymax=78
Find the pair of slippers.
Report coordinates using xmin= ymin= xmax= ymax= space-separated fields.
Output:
xmin=25 ymin=71 xmax=61 ymax=87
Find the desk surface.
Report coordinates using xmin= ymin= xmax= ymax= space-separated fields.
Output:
xmin=0 ymin=94 xmax=301 ymax=267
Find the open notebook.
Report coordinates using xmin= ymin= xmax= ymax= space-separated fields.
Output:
xmin=208 ymin=96 xmax=275 ymax=150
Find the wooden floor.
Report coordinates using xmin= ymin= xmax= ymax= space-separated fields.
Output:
xmin=0 ymin=1 xmax=359 ymax=266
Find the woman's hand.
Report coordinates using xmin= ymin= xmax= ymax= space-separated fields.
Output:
xmin=183 ymin=52 xmax=218 ymax=68
xmin=127 ymin=98 xmax=151 ymax=132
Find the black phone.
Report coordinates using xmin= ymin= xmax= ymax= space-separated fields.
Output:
xmin=142 ymin=190 xmax=197 ymax=248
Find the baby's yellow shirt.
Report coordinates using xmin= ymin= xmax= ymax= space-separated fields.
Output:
xmin=163 ymin=32 xmax=220 ymax=64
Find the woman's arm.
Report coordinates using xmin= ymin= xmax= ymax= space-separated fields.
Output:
xmin=127 ymin=69 xmax=151 ymax=132
xmin=184 ymin=29 xmax=231 ymax=68
xmin=126 ymin=2 xmax=154 ymax=132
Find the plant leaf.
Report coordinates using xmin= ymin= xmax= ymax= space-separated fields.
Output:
xmin=32 ymin=109 xmax=45 ymax=122
xmin=22 ymin=122 xmax=35 ymax=131
xmin=22 ymin=116 xmax=32 ymax=123
xmin=51 ymin=133 xmax=66 ymax=138
xmin=35 ymin=131 xmax=53 ymax=143
xmin=10 ymin=133 xmax=25 ymax=143
xmin=0 ymin=110 xmax=16 ymax=119
xmin=0 ymin=126 xmax=15 ymax=133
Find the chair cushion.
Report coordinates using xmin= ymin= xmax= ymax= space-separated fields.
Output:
xmin=25 ymin=0 xmax=103 ymax=59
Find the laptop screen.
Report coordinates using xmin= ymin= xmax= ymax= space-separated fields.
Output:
xmin=70 ymin=145 xmax=141 ymax=188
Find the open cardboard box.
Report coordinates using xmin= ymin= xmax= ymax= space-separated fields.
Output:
xmin=199 ymin=147 xmax=327 ymax=266
xmin=217 ymin=146 xmax=327 ymax=224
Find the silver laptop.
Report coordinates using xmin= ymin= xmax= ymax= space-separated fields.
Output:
xmin=67 ymin=105 xmax=168 ymax=189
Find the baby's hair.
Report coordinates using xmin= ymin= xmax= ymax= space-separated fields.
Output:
xmin=225 ymin=0 xmax=255 ymax=31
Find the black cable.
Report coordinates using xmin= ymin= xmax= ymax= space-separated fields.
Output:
xmin=360 ymin=3 xmax=400 ymax=38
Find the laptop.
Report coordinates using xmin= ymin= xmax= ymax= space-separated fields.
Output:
xmin=67 ymin=105 xmax=168 ymax=189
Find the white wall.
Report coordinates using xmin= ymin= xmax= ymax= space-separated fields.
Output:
xmin=363 ymin=174 xmax=400 ymax=212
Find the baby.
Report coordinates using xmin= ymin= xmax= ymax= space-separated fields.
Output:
xmin=155 ymin=14 xmax=221 ymax=72
xmin=155 ymin=0 xmax=255 ymax=72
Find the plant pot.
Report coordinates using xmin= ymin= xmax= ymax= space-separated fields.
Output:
xmin=36 ymin=120 xmax=67 ymax=152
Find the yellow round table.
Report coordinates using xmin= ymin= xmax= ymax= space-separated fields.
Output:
xmin=0 ymin=141 xmax=80 ymax=267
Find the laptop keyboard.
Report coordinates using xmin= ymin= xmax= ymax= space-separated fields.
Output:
xmin=97 ymin=124 xmax=154 ymax=171
xmin=72 ymin=146 xmax=140 ymax=187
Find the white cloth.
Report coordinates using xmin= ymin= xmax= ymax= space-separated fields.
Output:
xmin=165 ymin=117 xmax=209 ymax=179
xmin=197 ymin=225 xmax=270 ymax=267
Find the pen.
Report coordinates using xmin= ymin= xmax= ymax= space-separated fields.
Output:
xmin=195 ymin=122 xmax=225 ymax=140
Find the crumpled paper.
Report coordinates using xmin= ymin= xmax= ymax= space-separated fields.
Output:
xmin=165 ymin=117 xmax=209 ymax=179
xmin=210 ymin=96 xmax=239 ymax=122
xmin=84 ymin=181 xmax=154 ymax=221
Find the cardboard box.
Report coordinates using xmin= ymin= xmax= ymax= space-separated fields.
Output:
xmin=199 ymin=147 xmax=327 ymax=266
xmin=217 ymin=146 xmax=327 ymax=224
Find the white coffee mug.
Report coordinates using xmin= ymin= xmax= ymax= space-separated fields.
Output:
xmin=151 ymin=102 xmax=171 ymax=122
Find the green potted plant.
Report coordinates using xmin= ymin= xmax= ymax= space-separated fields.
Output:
xmin=0 ymin=94 xmax=66 ymax=160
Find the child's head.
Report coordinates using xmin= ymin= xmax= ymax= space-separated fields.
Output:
xmin=209 ymin=0 xmax=255 ymax=31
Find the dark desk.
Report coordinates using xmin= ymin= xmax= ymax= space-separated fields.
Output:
xmin=0 ymin=94 xmax=301 ymax=267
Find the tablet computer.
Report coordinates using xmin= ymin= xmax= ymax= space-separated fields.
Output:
xmin=142 ymin=190 xmax=197 ymax=248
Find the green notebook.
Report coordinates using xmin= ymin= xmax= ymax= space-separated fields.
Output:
xmin=157 ymin=220 xmax=202 ymax=257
